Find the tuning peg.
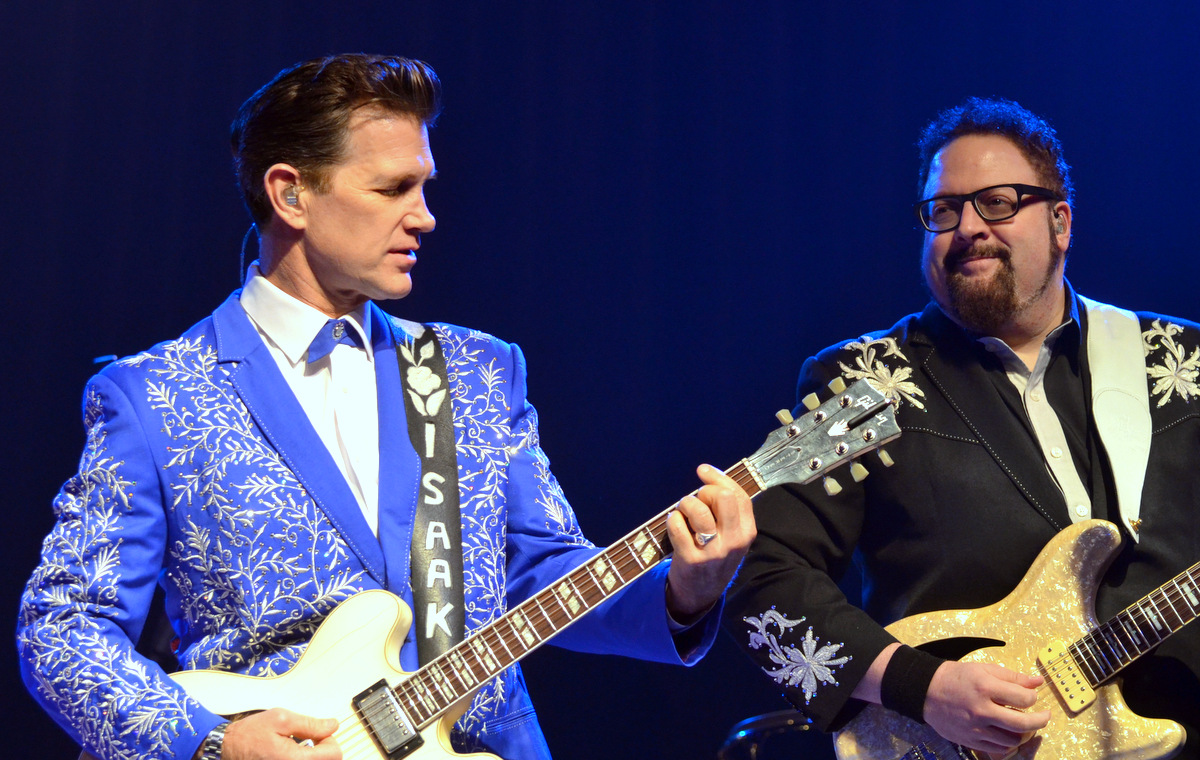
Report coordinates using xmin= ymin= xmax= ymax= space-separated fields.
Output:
xmin=775 ymin=409 xmax=794 ymax=425
xmin=877 ymin=449 xmax=895 ymax=467
xmin=827 ymin=377 xmax=847 ymax=394
xmin=801 ymin=393 xmax=820 ymax=411
xmin=823 ymin=476 xmax=842 ymax=496
xmin=850 ymin=462 xmax=869 ymax=482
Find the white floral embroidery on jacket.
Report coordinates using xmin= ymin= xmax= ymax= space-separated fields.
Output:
xmin=1143 ymin=319 xmax=1200 ymax=408
xmin=744 ymin=608 xmax=851 ymax=704
xmin=838 ymin=336 xmax=927 ymax=412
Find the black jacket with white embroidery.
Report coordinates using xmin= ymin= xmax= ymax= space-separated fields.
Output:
xmin=725 ymin=292 xmax=1200 ymax=753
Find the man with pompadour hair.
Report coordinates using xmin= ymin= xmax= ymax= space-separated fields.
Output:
xmin=19 ymin=53 xmax=756 ymax=760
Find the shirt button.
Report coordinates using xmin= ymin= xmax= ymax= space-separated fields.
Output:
xmin=1030 ymin=391 xmax=1042 ymax=402
xmin=1050 ymin=446 xmax=1063 ymax=458
xmin=1075 ymin=504 xmax=1089 ymax=517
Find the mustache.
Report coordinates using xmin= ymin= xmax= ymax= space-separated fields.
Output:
xmin=944 ymin=243 xmax=1011 ymax=272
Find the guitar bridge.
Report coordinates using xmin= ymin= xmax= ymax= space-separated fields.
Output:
xmin=1038 ymin=640 xmax=1096 ymax=712
xmin=353 ymin=679 xmax=424 ymax=758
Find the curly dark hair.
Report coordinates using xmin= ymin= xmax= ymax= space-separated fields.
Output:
xmin=917 ymin=97 xmax=1073 ymax=205
xmin=231 ymin=54 xmax=443 ymax=226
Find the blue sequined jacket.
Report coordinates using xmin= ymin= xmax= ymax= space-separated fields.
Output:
xmin=19 ymin=293 xmax=713 ymax=760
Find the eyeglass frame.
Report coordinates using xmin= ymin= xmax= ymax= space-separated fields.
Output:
xmin=913 ymin=183 xmax=1062 ymax=233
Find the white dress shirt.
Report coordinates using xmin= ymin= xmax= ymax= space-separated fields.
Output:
xmin=978 ymin=322 xmax=1093 ymax=523
xmin=239 ymin=264 xmax=382 ymax=534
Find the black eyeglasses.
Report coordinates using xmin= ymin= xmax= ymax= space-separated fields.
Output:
xmin=914 ymin=183 xmax=1061 ymax=233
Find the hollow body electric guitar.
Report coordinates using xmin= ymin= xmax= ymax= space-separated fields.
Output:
xmin=79 ymin=379 xmax=898 ymax=760
xmin=834 ymin=519 xmax=1199 ymax=760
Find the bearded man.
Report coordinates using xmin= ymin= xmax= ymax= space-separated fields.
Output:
xmin=726 ymin=97 xmax=1200 ymax=759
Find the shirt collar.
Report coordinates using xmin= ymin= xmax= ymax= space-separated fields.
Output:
xmin=239 ymin=262 xmax=373 ymax=366
xmin=974 ymin=281 xmax=1082 ymax=377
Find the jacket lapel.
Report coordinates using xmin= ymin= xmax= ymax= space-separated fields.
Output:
xmin=370 ymin=305 xmax=423 ymax=598
xmin=915 ymin=304 xmax=1070 ymax=532
xmin=210 ymin=293 xmax=388 ymax=585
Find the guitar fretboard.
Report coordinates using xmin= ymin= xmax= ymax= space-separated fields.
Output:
xmin=1070 ymin=561 xmax=1200 ymax=686
xmin=391 ymin=461 xmax=764 ymax=729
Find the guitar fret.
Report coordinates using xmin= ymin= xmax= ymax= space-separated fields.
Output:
xmin=396 ymin=681 xmax=432 ymax=725
xmin=1180 ymin=577 xmax=1200 ymax=609
xmin=1088 ymin=630 xmax=1117 ymax=674
xmin=1117 ymin=615 xmax=1149 ymax=652
xmin=1099 ymin=623 xmax=1132 ymax=666
xmin=1105 ymin=615 xmax=1140 ymax=658
xmin=447 ymin=649 xmax=477 ymax=687
xmin=1143 ymin=597 xmax=1167 ymax=636
xmin=1157 ymin=586 xmax=1185 ymax=631
xmin=509 ymin=609 xmax=541 ymax=649
xmin=470 ymin=635 xmax=501 ymax=675
xmin=491 ymin=620 xmax=519 ymax=662
xmin=1075 ymin=643 xmax=1099 ymax=686
xmin=531 ymin=594 xmax=560 ymax=633
xmin=555 ymin=577 xmax=591 ymax=620
xmin=590 ymin=555 xmax=620 ymax=594
xmin=580 ymin=562 xmax=604 ymax=605
xmin=423 ymin=666 xmax=453 ymax=704
xmin=410 ymin=673 xmax=439 ymax=713
xmin=628 ymin=527 xmax=666 ymax=569
xmin=1071 ymin=638 xmax=1106 ymax=685
xmin=546 ymin=581 xmax=572 ymax=620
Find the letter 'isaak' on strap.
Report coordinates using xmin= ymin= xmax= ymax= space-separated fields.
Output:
xmin=394 ymin=323 xmax=466 ymax=662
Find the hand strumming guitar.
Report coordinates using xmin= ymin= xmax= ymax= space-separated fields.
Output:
xmin=211 ymin=709 xmax=341 ymax=760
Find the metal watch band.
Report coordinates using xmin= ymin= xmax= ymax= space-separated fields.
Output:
xmin=198 ymin=720 xmax=230 ymax=760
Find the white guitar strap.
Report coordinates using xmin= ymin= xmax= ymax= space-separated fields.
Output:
xmin=1082 ymin=296 xmax=1151 ymax=542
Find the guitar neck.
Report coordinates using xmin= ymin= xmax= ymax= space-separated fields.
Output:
xmin=1070 ymin=560 xmax=1200 ymax=686
xmin=393 ymin=460 xmax=764 ymax=729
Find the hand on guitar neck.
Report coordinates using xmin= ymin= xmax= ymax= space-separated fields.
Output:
xmin=855 ymin=642 xmax=1051 ymax=757
xmin=663 ymin=464 xmax=757 ymax=623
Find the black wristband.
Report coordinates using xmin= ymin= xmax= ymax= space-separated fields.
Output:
xmin=879 ymin=645 xmax=944 ymax=723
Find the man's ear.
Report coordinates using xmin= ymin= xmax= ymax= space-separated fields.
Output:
xmin=264 ymin=164 xmax=306 ymax=230
xmin=1052 ymin=201 xmax=1072 ymax=250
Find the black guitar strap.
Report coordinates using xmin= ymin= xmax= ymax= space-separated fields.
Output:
xmin=393 ymin=323 xmax=466 ymax=664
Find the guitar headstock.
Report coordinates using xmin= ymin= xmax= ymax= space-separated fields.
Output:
xmin=743 ymin=378 xmax=900 ymax=495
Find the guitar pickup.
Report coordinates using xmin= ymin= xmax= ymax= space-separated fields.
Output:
xmin=353 ymin=679 xmax=424 ymax=758
xmin=1038 ymin=640 xmax=1096 ymax=712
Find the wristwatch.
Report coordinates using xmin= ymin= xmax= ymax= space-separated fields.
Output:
xmin=197 ymin=720 xmax=230 ymax=760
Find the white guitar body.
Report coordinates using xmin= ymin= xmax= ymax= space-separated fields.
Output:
xmin=176 ymin=591 xmax=487 ymax=760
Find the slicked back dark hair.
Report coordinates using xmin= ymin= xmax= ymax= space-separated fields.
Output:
xmin=917 ymin=97 xmax=1074 ymax=206
xmin=231 ymin=54 xmax=443 ymax=226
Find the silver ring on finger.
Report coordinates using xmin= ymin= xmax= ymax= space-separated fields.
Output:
xmin=695 ymin=531 xmax=718 ymax=547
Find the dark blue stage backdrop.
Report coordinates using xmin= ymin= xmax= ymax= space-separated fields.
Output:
xmin=4 ymin=3 xmax=1198 ymax=759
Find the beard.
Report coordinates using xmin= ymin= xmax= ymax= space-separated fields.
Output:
xmin=940 ymin=237 xmax=1064 ymax=335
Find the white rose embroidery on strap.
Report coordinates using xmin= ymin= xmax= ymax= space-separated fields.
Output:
xmin=402 ymin=340 xmax=448 ymax=417
xmin=745 ymin=608 xmax=851 ymax=703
